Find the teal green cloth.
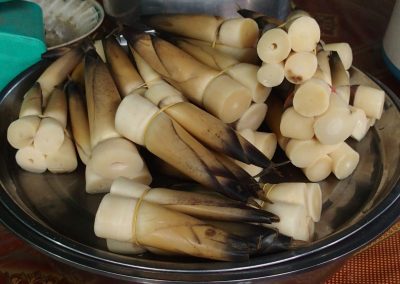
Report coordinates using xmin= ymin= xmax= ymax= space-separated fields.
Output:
xmin=0 ymin=1 xmax=46 ymax=91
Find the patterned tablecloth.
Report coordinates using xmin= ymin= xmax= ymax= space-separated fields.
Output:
xmin=0 ymin=0 xmax=399 ymax=283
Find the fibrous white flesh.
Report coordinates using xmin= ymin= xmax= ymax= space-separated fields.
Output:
xmin=284 ymin=52 xmax=318 ymax=84
xmin=37 ymin=48 xmax=83 ymax=105
xmin=285 ymin=138 xmax=340 ymax=168
xmin=263 ymin=202 xmax=314 ymax=241
xmin=350 ymin=107 xmax=370 ymax=141
xmin=218 ymin=18 xmax=259 ymax=48
xmin=335 ymin=86 xmax=350 ymax=104
xmin=292 ymin=78 xmax=331 ymax=117
xmin=257 ymin=28 xmax=291 ymax=63
xmin=323 ymin=42 xmax=352 ymax=70
xmin=85 ymin=163 xmax=113 ymax=194
xmin=234 ymin=103 xmax=268 ymax=131
xmin=45 ymin=136 xmax=78 ymax=173
xmin=33 ymin=117 xmax=65 ymax=155
xmin=144 ymin=82 xmax=185 ymax=107
xmin=88 ymin=137 xmax=145 ymax=180
xmin=104 ymin=37 xmax=146 ymax=97
xmin=226 ymin=63 xmax=270 ymax=103
xmin=203 ymin=75 xmax=252 ymax=123
xmin=19 ymin=83 xmax=42 ymax=118
xmin=131 ymin=49 xmax=162 ymax=86
xmin=85 ymin=54 xmax=122 ymax=148
xmin=257 ymin=62 xmax=285 ymax=88
xmin=314 ymin=96 xmax=356 ymax=145
xmin=329 ymin=142 xmax=360 ymax=180
xmin=16 ymin=145 xmax=47 ymax=174
xmin=302 ymin=155 xmax=332 ymax=183
xmin=115 ymin=94 xmax=158 ymax=146
xmin=43 ymin=87 xmax=68 ymax=128
xmin=7 ymin=116 xmax=41 ymax=149
xmin=305 ymin=183 xmax=323 ymax=222
xmin=94 ymin=194 xmax=248 ymax=261
xmin=287 ymin=16 xmax=320 ymax=52
xmin=106 ymin=239 xmax=146 ymax=255
xmin=280 ymin=107 xmax=315 ymax=140
xmin=352 ymin=85 xmax=385 ymax=120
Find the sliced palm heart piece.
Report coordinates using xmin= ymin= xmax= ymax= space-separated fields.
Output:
xmin=45 ymin=135 xmax=78 ymax=173
xmin=16 ymin=145 xmax=47 ymax=173
xmin=33 ymin=117 xmax=65 ymax=155
xmin=287 ymin=16 xmax=320 ymax=52
xmin=257 ymin=28 xmax=291 ymax=63
xmin=284 ymin=52 xmax=318 ymax=84
xmin=7 ymin=116 xmax=41 ymax=149
xmin=94 ymin=194 xmax=250 ymax=261
xmin=292 ymin=78 xmax=331 ymax=117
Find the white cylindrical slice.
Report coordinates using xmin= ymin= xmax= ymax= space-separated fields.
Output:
xmin=218 ymin=18 xmax=259 ymax=48
xmin=314 ymin=50 xmax=332 ymax=85
xmin=323 ymin=42 xmax=352 ymax=70
xmin=88 ymin=137 xmax=145 ymax=180
xmin=284 ymin=52 xmax=318 ymax=84
xmin=302 ymin=155 xmax=332 ymax=183
xmin=257 ymin=28 xmax=291 ymax=63
xmin=329 ymin=142 xmax=360 ymax=180
xmin=115 ymin=94 xmax=159 ymax=146
xmin=144 ymin=81 xmax=184 ymax=107
xmin=335 ymin=86 xmax=350 ymax=104
xmin=257 ymin=62 xmax=285 ymax=88
xmin=314 ymin=104 xmax=355 ymax=145
xmin=280 ymin=107 xmax=315 ymax=140
xmin=202 ymin=75 xmax=252 ymax=123
xmin=263 ymin=202 xmax=314 ymax=242
xmin=45 ymin=136 xmax=78 ymax=174
xmin=85 ymin=163 xmax=113 ymax=194
xmin=287 ymin=16 xmax=320 ymax=52
xmin=226 ymin=63 xmax=271 ymax=103
xmin=292 ymin=78 xmax=331 ymax=117
xmin=15 ymin=145 xmax=47 ymax=174
xmin=234 ymin=103 xmax=268 ymax=131
xmin=352 ymin=85 xmax=385 ymax=120
xmin=130 ymin=164 xmax=153 ymax=186
xmin=106 ymin=239 xmax=146 ymax=255
xmin=350 ymin=107 xmax=370 ymax=141
xmin=285 ymin=138 xmax=340 ymax=168
xmin=33 ymin=117 xmax=65 ymax=154
xmin=7 ymin=116 xmax=41 ymax=149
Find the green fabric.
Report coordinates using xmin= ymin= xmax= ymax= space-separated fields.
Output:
xmin=0 ymin=0 xmax=46 ymax=91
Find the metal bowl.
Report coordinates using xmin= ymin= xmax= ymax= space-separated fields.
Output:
xmin=31 ymin=0 xmax=104 ymax=50
xmin=0 ymin=60 xmax=399 ymax=283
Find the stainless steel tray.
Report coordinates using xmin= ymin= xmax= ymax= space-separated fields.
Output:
xmin=0 ymin=61 xmax=399 ymax=282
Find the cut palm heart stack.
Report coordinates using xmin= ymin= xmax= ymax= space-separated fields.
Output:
xmin=5 ymin=8 xmax=385 ymax=261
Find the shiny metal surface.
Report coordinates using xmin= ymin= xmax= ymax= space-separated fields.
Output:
xmin=138 ymin=0 xmax=290 ymax=19
xmin=0 ymin=61 xmax=399 ymax=282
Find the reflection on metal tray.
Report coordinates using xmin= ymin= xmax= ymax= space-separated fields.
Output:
xmin=0 ymin=62 xmax=399 ymax=282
